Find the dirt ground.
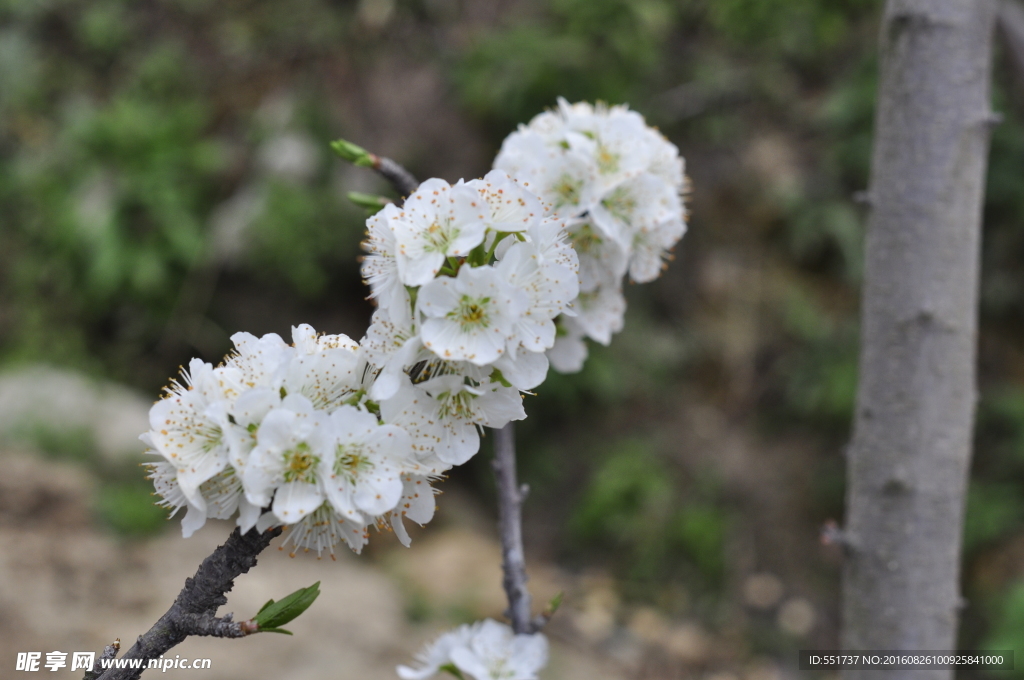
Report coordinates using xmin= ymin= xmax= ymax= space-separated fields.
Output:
xmin=0 ymin=452 xmax=679 ymax=680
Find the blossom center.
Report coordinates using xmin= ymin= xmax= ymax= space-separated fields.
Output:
xmin=423 ymin=221 xmax=455 ymax=253
xmin=601 ymin=185 xmax=636 ymax=223
xmin=282 ymin=443 xmax=320 ymax=483
xmin=449 ymin=295 xmax=492 ymax=331
xmin=596 ymin=143 xmax=620 ymax=174
xmin=570 ymin=222 xmax=603 ymax=254
xmin=335 ymin=444 xmax=374 ymax=481
xmin=552 ymin=174 xmax=582 ymax=208
xmin=437 ymin=390 xmax=475 ymax=420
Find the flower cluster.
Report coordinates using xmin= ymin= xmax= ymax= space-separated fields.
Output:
xmin=359 ymin=168 xmax=580 ymax=456
xmin=397 ymin=620 xmax=548 ymax=680
xmin=143 ymin=325 xmax=439 ymax=555
xmin=494 ymin=98 xmax=688 ymax=373
xmin=143 ymin=169 xmax=579 ymax=556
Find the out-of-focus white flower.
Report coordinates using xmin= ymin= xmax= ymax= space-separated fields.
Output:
xmin=397 ymin=619 xmax=549 ymax=680
xmin=566 ymin=219 xmax=628 ymax=293
xmin=495 ymin=98 xmax=688 ymax=372
xmin=496 ymin=239 xmax=578 ymax=353
xmin=546 ymin=318 xmax=589 ymax=374
xmin=397 ymin=623 xmax=477 ymax=680
xmin=570 ymin=283 xmax=626 ymax=346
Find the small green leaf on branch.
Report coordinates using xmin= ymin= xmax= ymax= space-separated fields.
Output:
xmin=545 ymin=591 xmax=564 ymax=616
xmin=348 ymin=191 xmax=392 ymax=215
xmin=331 ymin=139 xmax=376 ymax=167
xmin=252 ymin=581 xmax=321 ymax=633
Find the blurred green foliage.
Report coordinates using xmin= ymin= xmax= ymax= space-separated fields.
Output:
xmin=4 ymin=422 xmax=166 ymax=537
xmin=982 ymin=580 xmax=1024 ymax=679
xmin=569 ymin=440 xmax=728 ymax=601
xmin=95 ymin=481 xmax=168 ymax=537
xmin=456 ymin=0 xmax=678 ymax=130
xmin=0 ymin=0 xmax=364 ymax=384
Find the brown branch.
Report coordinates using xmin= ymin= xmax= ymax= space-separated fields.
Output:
xmin=94 ymin=526 xmax=282 ymax=680
xmin=491 ymin=423 xmax=539 ymax=634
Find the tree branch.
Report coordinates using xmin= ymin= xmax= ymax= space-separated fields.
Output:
xmin=372 ymin=155 xmax=419 ymax=197
xmin=491 ymin=423 xmax=537 ymax=635
xmin=331 ymin=139 xmax=420 ymax=198
xmin=94 ymin=526 xmax=282 ymax=680
xmin=83 ymin=640 xmax=120 ymax=680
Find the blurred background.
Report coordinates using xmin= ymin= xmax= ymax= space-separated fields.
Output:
xmin=2 ymin=0 xmax=1024 ymax=678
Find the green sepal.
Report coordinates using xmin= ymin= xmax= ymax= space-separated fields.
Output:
xmin=489 ymin=368 xmax=512 ymax=388
xmin=439 ymin=663 xmax=466 ymax=680
xmin=257 ymin=627 xmax=294 ymax=635
xmin=252 ymin=581 xmax=321 ymax=632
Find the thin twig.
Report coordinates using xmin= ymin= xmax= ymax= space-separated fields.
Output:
xmin=94 ymin=526 xmax=282 ymax=680
xmin=372 ymin=155 xmax=419 ymax=197
xmin=491 ymin=423 xmax=536 ymax=634
xmin=83 ymin=640 xmax=120 ymax=680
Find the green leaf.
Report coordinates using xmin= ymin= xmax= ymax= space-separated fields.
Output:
xmin=546 ymin=591 xmax=564 ymax=615
xmin=257 ymin=627 xmax=294 ymax=635
xmin=330 ymin=139 xmax=374 ymax=167
xmin=347 ymin=191 xmax=391 ymax=215
xmin=257 ymin=598 xmax=275 ymax=615
xmin=252 ymin=581 xmax=321 ymax=631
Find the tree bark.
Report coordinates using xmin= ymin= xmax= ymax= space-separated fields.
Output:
xmin=842 ymin=0 xmax=996 ymax=675
xmin=492 ymin=423 xmax=535 ymax=634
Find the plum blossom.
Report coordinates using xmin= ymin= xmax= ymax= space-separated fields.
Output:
xmin=397 ymin=620 xmax=549 ymax=680
xmin=494 ymin=98 xmax=688 ymax=372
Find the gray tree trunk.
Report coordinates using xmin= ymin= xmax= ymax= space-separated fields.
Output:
xmin=842 ymin=0 xmax=996 ymax=675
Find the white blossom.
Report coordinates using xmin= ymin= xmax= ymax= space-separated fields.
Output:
xmin=391 ymin=178 xmax=488 ymax=286
xmin=495 ymin=99 xmax=689 ymax=371
xmin=279 ymin=502 xmax=369 ymax=556
xmin=389 ymin=473 xmax=439 ymax=547
xmin=398 ymin=620 xmax=549 ymax=680
xmin=323 ymin=405 xmax=410 ymax=525
xmin=546 ymin=318 xmax=589 ymax=374
xmin=380 ymin=375 xmax=525 ymax=467
xmin=463 ymin=170 xmax=546 ymax=234
xmin=362 ymin=206 xmax=404 ymax=310
xmin=143 ymin=358 xmax=243 ymax=510
xmin=418 ymin=265 xmax=527 ymax=366
xmin=242 ymin=394 xmax=334 ymax=526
